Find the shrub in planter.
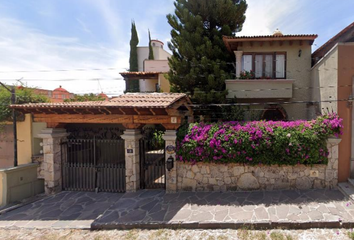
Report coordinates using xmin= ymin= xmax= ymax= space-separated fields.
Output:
xmin=176 ymin=114 xmax=343 ymax=166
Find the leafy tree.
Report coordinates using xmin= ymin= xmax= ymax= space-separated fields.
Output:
xmin=128 ymin=21 xmax=140 ymax=92
xmin=148 ymin=29 xmax=154 ymax=60
xmin=64 ymin=93 xmax=105 ymax=102
xmin=0 ymin=85 xmax=49 ymax=123
xmin=167 ymin=0 xmax=247 ymax=104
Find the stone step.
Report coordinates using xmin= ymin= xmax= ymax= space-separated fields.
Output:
xmin=348 ymin=178 xmax=354 ymax=187
xmin=338 ymin=182 xmax=354 ymax=201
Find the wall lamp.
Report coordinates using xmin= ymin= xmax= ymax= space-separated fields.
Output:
xmin=348 ymin=94 xmax=354 ymax=108
xmin=166 ymin=156 xmax=174 ymax=171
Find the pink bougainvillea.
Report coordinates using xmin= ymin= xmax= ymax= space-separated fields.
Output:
xmin=176 ymin=114 xmax=343 ymax=165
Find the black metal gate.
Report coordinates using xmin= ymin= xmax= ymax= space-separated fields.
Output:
xmin=139 ymin=129 xmax=166 ymax=189
xmin=61 ymin=138 xmax=125 ymax=192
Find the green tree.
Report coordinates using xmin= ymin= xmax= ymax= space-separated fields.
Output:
xmin=0 ymin=85 xmax=49 ymax=123
xmin=64 ymin=93 xmax=105 ymax=102
xmin=167 ymin=0 xmax=247 ymax=104
xmin=128 ymin=21 xmax=140 ymax=92
xmin=148 ymin=29 xmax=154 ymax=60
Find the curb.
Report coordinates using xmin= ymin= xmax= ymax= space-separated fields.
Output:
xmin=91 ymin=221 xmax=354 ymax=230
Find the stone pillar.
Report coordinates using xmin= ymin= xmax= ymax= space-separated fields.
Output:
xmin=234 ymin=51 xmax=243 ymax=78
xmin=162 ymin=130 xmax=178 ymax=193
xmin=38 ymin=128 xmax=68 ymax=194
xmin=326 ymin=137 xmax=342 ymax=188
xmin=121 ymin=129 xmax=142 ymax=192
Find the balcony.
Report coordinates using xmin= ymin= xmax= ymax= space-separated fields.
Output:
xmin=225 ymin=79 xmax=294 ymax=99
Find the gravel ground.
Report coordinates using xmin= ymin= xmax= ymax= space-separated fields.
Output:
xmin=1 ymin=228 xmax=354 ymax=240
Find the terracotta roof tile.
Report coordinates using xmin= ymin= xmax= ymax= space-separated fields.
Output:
xmin=11 ymin=93 xmax=189 ymax=109
xmin=223 ymin=34 xmax=318 ymax=40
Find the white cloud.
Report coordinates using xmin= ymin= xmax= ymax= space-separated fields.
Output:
xmin=238 ymin=0 xmax=303 ymax=36
xmin=0 ymin=17 xmax=128 ymax=96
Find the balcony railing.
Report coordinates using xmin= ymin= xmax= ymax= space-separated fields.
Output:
xmin=225 ymin=79 xmax=294 ymax=99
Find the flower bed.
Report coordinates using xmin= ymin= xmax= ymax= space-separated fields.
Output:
xmin=176 ymin=114 xmax=343 ymax=166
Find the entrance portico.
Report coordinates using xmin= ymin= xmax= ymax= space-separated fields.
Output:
xmin=11 ymin=93 xmax=192 ymax=194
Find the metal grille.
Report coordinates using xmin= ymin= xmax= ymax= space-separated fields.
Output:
xmin=140 ymin=139 xmax=166 ymax=189
xmin=61 ymin=138 xmax=125 ymax=193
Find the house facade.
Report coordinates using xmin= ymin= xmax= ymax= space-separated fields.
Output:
xmin=311 ymin=22 xmax=354 ymax=183
xmin=121 ymin=40 xmax=171 ymax=93
xmin=223 ymin=30 xmax=317 ymax=121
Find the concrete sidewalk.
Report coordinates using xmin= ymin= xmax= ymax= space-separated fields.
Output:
xmin=92 ymin=189 xmax=354 ymax=230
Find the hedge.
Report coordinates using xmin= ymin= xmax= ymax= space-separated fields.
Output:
xmin=176 ymin=114 xmax=343 ymax=165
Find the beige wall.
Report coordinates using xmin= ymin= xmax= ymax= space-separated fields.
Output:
xmin=159 ymin=74 xmax=171 ymax=92
xmin=137 ymin=45 xmax=171 ymax=92
xmin=0 ymin=124 xmax=14 ymax=168
xmin=0 ymin=163 xmax=44 ymax=206
xmin=236 ymin=41 xmax=313 ymax=120
xmin=311 ymin=42 xmax=354 ymax=182
xmin=144 ymin=60 xmax=169 ymax=72
xmin=311 ymin=45 xmax=338 ymax=116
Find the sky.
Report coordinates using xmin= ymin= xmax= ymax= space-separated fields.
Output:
xmin=0 ymin=0 xmax=353 ymax=96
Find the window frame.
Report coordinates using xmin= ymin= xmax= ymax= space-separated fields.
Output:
xmin=242 ymin=52 xmax=287 ymax=79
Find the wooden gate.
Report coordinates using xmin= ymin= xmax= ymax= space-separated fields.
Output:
xmin=139 ymin=129 xmax=166 ymax=189
xmin=61 ymin=138 xmax=125 ymax=192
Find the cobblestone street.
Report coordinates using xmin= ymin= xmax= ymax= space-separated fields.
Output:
xmin=1 ymin=228 xmax=354 ymax=240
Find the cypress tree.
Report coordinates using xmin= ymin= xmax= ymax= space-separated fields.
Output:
xmin=128 ymin=21 xmax=140 ymax=92
xmin=166 ymin=0 xmax=247 ymax=104
xmin=148 ymin=29 xmax=154 ymax=60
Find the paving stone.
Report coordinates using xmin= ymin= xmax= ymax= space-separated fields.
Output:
xmin=254 ymin=207 xmax=269 ymax=220
xmin=190 ymin=212 xmax=213 ymax=222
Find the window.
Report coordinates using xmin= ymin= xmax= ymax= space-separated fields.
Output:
xmin=241 ymin=52 xmax=286 ymax=79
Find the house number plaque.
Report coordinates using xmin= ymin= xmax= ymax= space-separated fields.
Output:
xmin=127 ymin=149 xmax=133 ymax=154
xmin=166 ymin=145 xmax=175 ymax=154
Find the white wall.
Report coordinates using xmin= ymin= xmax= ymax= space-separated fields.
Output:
xmin=145 ymin=60 xmax=169 ymax=72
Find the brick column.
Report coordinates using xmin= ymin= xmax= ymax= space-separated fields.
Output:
xmin=38 ymin=128 xmax=69 ymax=194
xmin=162 ymin=130 xmax=177 ymax=193
xmin=234 ymin=50 xmax=243 ymax=78
xmin=121 ymin=129 xmax=142 ymax=192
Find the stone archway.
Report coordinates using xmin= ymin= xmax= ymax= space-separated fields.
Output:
xmin=261 ymin=105 xmax=288 ymax=121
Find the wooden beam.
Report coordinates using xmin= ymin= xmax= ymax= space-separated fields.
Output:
xmin=162 ymin=124 xmax=180 ymax=130
xmin=34 ymin=114 xmax=133 ymax=124
xmin=133 ymin=115 xmax=181 ymax=124
xmin=118 ymin=108 xmax=126 ymax=115
xmin=134 ymin=108 xmax=141 ymax=115
xmin=33 ymin=114 xmax=182 ymax=125
xmin=149 ymin=109 xmax=156 ymax=115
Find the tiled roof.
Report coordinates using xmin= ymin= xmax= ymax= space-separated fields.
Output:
xmin=223 ymin=34 xmax=318 ymax=40
xmin=11 ymin=93 xmax=189 ymax=109
xmin=313 ymin=21 xmax=354 ymax=57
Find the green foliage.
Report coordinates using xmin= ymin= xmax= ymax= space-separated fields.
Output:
xmin=0 ymin=86 xmax=49 ymax=122
xmin=148 ymin=30 xmax=154 ymax=60
xmin=152 ymin=130 xmax=164 ymax=149
xmin=176 ymin=114 xmax=343 ymax=166
xmin=128 ymin=21 xmax=140 ymax=92
xmin=166 ymin=0 xmax=247 ymax=104
xmin=64 ymin=93 xmax=105 ymax=102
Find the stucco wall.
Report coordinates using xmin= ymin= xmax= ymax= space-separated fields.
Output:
xmin=144 ymin=60 xmax=169 ymax=72
xmin=0 ymin=163 xmax=44 ymax=206
xmin=236 ymin=42 xmax=313 ymax=120
xmin=311 ymin=45 xmax=338 ymax=115
xmin=159 ymin=74 xmax=170 ymax=92
xmin=137 ymin=46 xmax=171 ymax=92
xmin=0 ymin=124 xmax=14 ymax=168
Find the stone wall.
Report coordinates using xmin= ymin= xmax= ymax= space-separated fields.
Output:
xmin=173 ymin=138 xmax=340 ymax=192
